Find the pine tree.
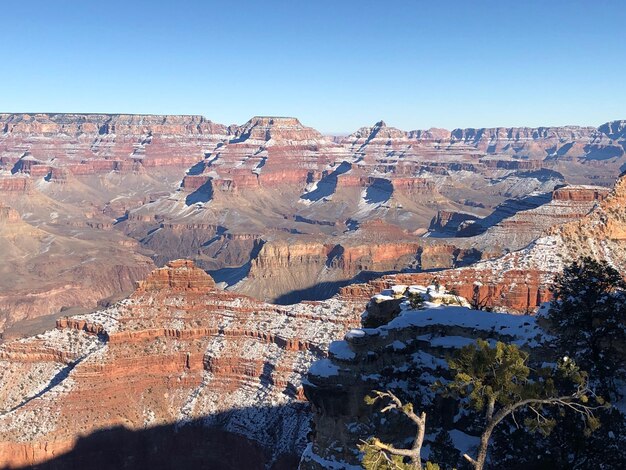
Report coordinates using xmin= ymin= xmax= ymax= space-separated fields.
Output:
xmin=429 ymin=430 xmax=460 ymax=470
xmin=435 ymin=340 xmax=603 ymax=470
xmin=408 ymin=292 xmax=425 ymax=310
xmin=359 ymin=390 xmax=428 ymax=470
xmin=490 ymin=405 xmax=626 ymax=469
xmin=548 ymin=257 xmax=626 ymax=399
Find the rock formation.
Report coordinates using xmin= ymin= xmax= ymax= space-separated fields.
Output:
xmin=344 ymin=174 xmax=626 ymax=313
xmin=0 ymin=260 xmax=360 ymax=468
xmin=300 ymin=286 xmax=553 ymax=469
xmin=0 ymin=113 xmax=229 ymax=176
xmin=2 ymin=113 xmax=625 ymax=330
xmin=180 ymin=116 xmax=349 ymax=196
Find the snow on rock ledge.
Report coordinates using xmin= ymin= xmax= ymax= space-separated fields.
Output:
xmin=300 ymin=285 xmax=553 ymax=469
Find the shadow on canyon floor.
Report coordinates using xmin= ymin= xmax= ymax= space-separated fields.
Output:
xmin=454 ymin=190 xmax=554 ymax=237
xmin=185 ymin=180 xmax=214 ymax=206
xmin=273 ymin=269 xmax=408 ymax=305
xmin=5 ymin=405 xmax=305 ymax=470
xmin=300 ymin=161 xmax=351 ymax=202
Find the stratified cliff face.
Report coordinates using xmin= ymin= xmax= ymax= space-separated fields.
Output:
xmin=2 ymin=114 xmax=625 ymax=329
xmin=300 ymin=287 xmax=551 ymax=469
xmin=429 ymin=210 xmax=479 ymax=235
xmin=231 ymin=234 xmax=483 ymax=304
xmin=342 ymin=120 xmax=626 ymax=185
xmin=0 ymin=113 xmax=229 ymax=175
xmin=180 ymin=116 xmax=346 ymax=193
xmin=449 ymin=126 xmax=596 ymax=159
xmin=344 ymin=174 xmax=626 ymax=313
xmin=0 ymin=260 xmax=360 ymax=468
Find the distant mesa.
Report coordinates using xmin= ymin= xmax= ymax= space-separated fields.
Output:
xmin=135 ymin=259 xmax=216 ymax=292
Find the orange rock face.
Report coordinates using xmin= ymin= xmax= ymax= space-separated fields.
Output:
xmin=135 ymin=259 xmax=216 ymax=292
xmin=0 ymin=260 xmax=360 ymax=468
xmin=551 ymin=185 xmax=608 ymax=202
xmin=0 ymin=113 xmax=229 ymax=177
xmin=341 ymin=268 xmax=551 ymax=313
xmin=342 ymin=174 xmax=626 ymax=313
xmin=0 ymin=176 xmax=31 ymax=192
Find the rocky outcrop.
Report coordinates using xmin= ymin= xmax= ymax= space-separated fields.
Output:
xmin=301 ymin=287 xmax=552 ymax=469
xmin=339 ymin=120 xmax=626 ymax=185
xmin=0 ymin=260 xmax=360 ymax=468
xmin=390 ymin=177 xmax=437 ymax=195
xmin=345 ymin=174 xmax=626 ymax=313
xmin=180 ymin=116 xmax=348 ymax=197
xmin=429 ymin=210 xmax=479 ymax=235
xmin=0 ymin=175 xmax=31 ymax=192
xmin=135 ymin=259 xmax=216 ymax=291
xmin=552 ymin=185 xmax=608 ymax=202
xmin=340 ymin=267 xmax=551 ymax=313
xmin=233 ymin=116 xmax=322 ymax=142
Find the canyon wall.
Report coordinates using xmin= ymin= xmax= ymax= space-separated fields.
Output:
xmin=0 ymin=113 xmax=229 ymax=176
xmin=344 ymin=174 xmax=626 ymax=313
xmin=2 ymin=113 xmax=625 ymax=329
xmin=0 ymin=260 xmax=361 ymax=468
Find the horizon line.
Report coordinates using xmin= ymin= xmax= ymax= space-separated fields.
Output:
xmin=0 ymin=111 xmax=623 ymax=135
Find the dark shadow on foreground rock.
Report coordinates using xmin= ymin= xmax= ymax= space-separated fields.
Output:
xmin=6 ymin=409 xmax=303 ymax=470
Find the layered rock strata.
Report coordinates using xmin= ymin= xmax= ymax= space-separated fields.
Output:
xmin=343 ymin=174 xmax=626 ymax=313
xmin=2 ymin=113 xmax=626 ymax=328
xmin=0 ymin=260 xmax=360 ymax=468
xmin=0 ymin=113 xmax=229 ymax=176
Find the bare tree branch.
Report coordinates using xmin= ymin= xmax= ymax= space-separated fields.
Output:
xmin=365 ymin=391 xmax=427 ymax=470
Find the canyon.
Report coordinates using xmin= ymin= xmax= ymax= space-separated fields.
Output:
xmin=3 ymin=112 xmax=623 ymax=331
xmin=1 ymin=113 xmax=626 ymax=468
xmin=342 ymin=172 xmax=626 ymax=313
xmin=0 ymin=260 xmax=361 ymax=468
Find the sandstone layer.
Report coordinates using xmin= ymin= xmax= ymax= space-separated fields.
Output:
xmin=343 ymin=174 xmax=626 ymax=313
xmin=2 ymin=114 xmax=625 ymax=329
xmin=0 ymin=260 xmax=360 ymax=468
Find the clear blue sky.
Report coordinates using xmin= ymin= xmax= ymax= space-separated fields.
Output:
xmin=1 ymin=0 xmax=624 ymax=133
